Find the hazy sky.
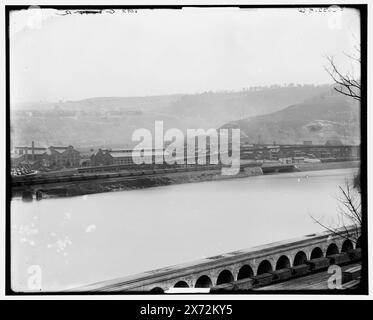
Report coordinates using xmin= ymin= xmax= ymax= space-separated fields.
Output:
xmin=10 ymin=7 xmax=360 ymax=103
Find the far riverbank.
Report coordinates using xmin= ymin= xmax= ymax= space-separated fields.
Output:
xmin=295 ymin=160 xmax=360 ymax=172
xmin=12 ymin=160 xmax=360 ymax=200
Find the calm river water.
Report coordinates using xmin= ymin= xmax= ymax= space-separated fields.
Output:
xmin=11 ymin=168 xmax=358 ymax=291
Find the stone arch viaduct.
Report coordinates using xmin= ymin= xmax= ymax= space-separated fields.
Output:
xmin=76 ymin=227 xmax=361 ymax=292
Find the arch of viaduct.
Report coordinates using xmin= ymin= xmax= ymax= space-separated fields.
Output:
xmin=76 ymin=227 xmax=361 ymax=292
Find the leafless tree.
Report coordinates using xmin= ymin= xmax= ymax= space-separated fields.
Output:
xmin=313 ymin=43 xmax=362 ymax=245
xmin=324 ymin=42 xmax=361 ymax=101
xmin=311 ymin=175 xmax=361 ymax=245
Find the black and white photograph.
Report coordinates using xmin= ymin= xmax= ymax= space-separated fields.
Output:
xmin=5 ymin=2 xmax=367 ymax=298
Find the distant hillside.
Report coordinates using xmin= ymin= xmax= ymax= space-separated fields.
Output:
xmin=220 ymin=91 xmax=360 ymax=145
xmin=157 ymin=85 xmax=334 ymax=128
xmin=13 ymin=94 xmax=184 ymax=112
xmin=11 ymin=84 xmax=338 ymax=148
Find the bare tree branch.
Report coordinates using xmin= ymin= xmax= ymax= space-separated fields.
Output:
xmin=312 ymin=41 xmax=362 ymax=245
xmin=324 ymin=53 xmax=361 ymax=101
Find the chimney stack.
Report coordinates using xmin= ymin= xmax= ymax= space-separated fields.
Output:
xmin=32 ymin=141 xmax=35 ymax=161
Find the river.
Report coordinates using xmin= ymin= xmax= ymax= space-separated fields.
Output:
xmin=11 ymin=167 xmax=358 ymax=291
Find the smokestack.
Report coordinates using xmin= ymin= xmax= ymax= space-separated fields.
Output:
xmin=32 ymin=141 xmax=35 ymax=161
